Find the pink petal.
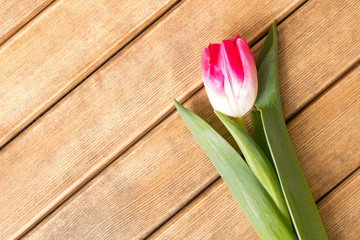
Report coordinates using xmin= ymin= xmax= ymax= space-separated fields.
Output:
xmin=219 ymin=38 xmax=244 ymax=85
xmin=208 ymin=43 xmax=221 ymax=65
xmin=236 ymin=39 xmax=256 ymax=77
xmin=201 ymin=48 xmax=225 ymax=95
xmin=228 ymin=34 xmax=241 ymax=45
xmin=236 ymin=38 xmax=257 ymax=98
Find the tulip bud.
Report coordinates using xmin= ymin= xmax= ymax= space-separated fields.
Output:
xmin=201 ymin=35 xmax=257 ymax=117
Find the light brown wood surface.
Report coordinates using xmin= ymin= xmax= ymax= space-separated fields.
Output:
xmin=23 ymin=0 xmax=360 ymax=238
xmin=0 ymin=0 xmax=178 ymax=147
xmin=0 ymin=0 xmax=358 ymax=239
xmin=319 ymin=169 xmax=360 ymax=239
xmin=0 ymin=0 xmax=53 ymax=45
xmin=150 ymin=65 xmax=360 ymax=239
xmin=0 ymin=0 xmax=305 ymax=238
xmin=24 ymin=60 xmax=360 ymax=240
xmin=150 ymin=168 xmax=360 ymax=240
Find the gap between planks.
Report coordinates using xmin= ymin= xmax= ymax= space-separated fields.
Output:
xmin=0 ymin=0 xmax=181 ymax=153
xmin=0 ymin=0 xmax=55 ymax=46
xmin=1 ymin=0 xmax=358 ymax=238
xmin=317 ymin=167 xmax=360 ymax=239
xmin=0 ymin=0 xmax=182 ymax=150
xmin=147 ymin=63 xmax=360 ymax=239
xmin=145 ymin=60 xmax=360 ymax=240
xmin=23 ymin=54 xmax=360 ymax=240
xmin=152 ymin=165 xmax=360 ymax=239
xmin=1 ymin=0 xmax=308 ymax=238
xmin=1 ymin=0 xmax=184 ymax=238
xmin=17 ymin=3 xmax=309 ymax=239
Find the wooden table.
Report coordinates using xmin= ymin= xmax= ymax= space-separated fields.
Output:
xmin=0 ymin=0 xmax=359 ymax=239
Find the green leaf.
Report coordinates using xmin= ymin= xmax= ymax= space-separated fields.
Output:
xmin=250 ymin=111 xmax=272 ymax=163
xmin=174 ymin=99 xmax=296 ymax=240
xmin=255 ymin=20 xmax=327 ymax=240
xmin=215 ymin=110 xmax=291 ymax=227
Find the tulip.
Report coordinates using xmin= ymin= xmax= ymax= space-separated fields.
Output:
xmin=201 ymin=35 xmax=257 ymax=118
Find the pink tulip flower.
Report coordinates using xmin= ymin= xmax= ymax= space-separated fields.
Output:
xmin=201 ymin=35 xmax=258 ymax=117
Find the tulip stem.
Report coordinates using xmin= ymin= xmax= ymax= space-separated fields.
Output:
xmin=236 ymin=117 xmax=248 ymax=133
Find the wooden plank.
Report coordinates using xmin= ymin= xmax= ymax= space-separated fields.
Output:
xmin=152 ymin=178 xmax=260 ymax=239
xmin=0 ymin=0 xmax=53 ymax=45
xmin=0 ymin=0 xmax=179 ymax=147
xmin=319 ymin=169 xmax=360 ymax=240
xmin=150 ymin=169 xmax=360 ymax=239
xmin=0 ymin=0 xmax=304 ymax=239
xmin=149 ymin=65 xmax=360 ymax=239
xmin=23 ymin=1 xmax=360 ymax=236
xmin=271 ymin=0 xmax=360 ymax=119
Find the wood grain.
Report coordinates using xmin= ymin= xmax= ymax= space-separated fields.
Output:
xmin=153 ymin=178 xmax=260 ymax=239
xmin=150 ymin=65 xmax=360 ymax=239
xmin=0 ymin=0 xmax=178 ymax=147
xmin=319 ymin=169 xmax=360 ymax=240
xmin=0 ymin=0 xmax=53 ymax=45
xmin=24 ymin=5 xmax=360 ymax=239
xmin=150 ymin=168 xmax=360 ymax=240
xmin=0 ymin=0 xmax=304 ymax=238
xmin=269 ymin=0 xmax=360 ymax=119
